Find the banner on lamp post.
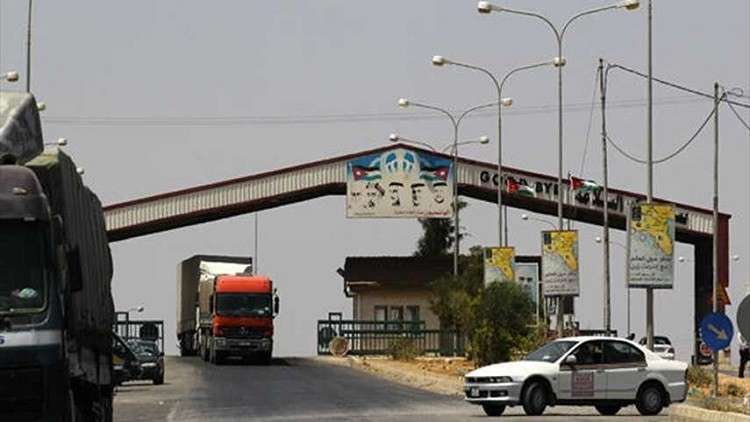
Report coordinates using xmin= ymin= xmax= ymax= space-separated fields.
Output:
xmin=628 ymin=202 xmax=675 ymax=289
xmin=542 ymin=230 xmax=580 ymax=296
xmin=483 ymin=247 xmax=516 ymax=285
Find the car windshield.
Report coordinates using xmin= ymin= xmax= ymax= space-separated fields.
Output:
xmin=525 ymin=341 xmax=578 ymax=362
xmin=0 ymin=221 xmax=48 ymax=314
xmin=137 ymin=341 xmax=159 ymax=356
xmin=216 ymin=293 xmax=272 ymax=317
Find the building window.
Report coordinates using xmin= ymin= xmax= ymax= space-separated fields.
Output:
xmin=389 ymin=306 xmax=404 ymax=331
xmin=374 ymin=305 xmax=387 ymax=327
xmin=406 ymin=306 xmax=420 ymax=331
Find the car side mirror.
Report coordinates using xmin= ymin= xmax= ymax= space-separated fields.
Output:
xmin=564 ymin=354 xmax=577 ymax=366
xmin=274 ymin=296 xmax=280 ymax=315
xmin=159 ymin=352 xmax=165 ymax=357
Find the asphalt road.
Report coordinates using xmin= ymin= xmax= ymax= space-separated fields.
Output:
xmin=114 ymin=356 xmax=670 ymax=421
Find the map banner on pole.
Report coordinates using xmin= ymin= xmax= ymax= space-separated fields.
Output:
xmin=542 ymin=230 xmax=579 ymax=296
xmin=628 ymin=203 xmax=675 ymax=288
xmin=483 ymin=247 xmax=516 ymax=285
xmin=345 ymin=148 xmax=454 ymax=218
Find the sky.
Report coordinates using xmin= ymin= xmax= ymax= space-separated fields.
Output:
xmin=1 ymin=1 xmax=749 ymax=360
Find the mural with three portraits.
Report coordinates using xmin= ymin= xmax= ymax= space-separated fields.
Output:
xmin=346 ymin=148 xmax=454 ymax=218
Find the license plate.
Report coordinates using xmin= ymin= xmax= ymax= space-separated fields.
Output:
xmin=470 ymin=388 xmax=480 ymax=397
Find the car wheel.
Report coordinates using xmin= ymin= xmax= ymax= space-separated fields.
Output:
xmin=482 ymin=404 xmax=505 ymax=417
xmin=153 ymin=373 xmax=164 ymax=385
xmin=636 ymin=384 xmax=664 ymax=416
xmin=594 ymin=404 xmax=621 ymax=415
xmin=522 ymin=381 xmax=548 ymax=416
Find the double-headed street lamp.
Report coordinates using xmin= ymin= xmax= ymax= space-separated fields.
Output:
xmin=477 ymin=0 xmax=639 ymax=231
xmin=398 ymin=98 xmax=495 ymax=277
xmin=389 ymin=133 xmax=490 ymax=154
xmin=431 ymin=56 xmax=554 ymax=246
xmin=478 ymin=0 xmax=638 ymax=338
xmin=1 ymin=71 xmax=20 ymax=82
xmin=520 ymin=213 xmax=556 ymax=230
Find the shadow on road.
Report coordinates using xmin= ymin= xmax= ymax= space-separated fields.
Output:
xmin=217 ymin=357 xmax=293 ymax=366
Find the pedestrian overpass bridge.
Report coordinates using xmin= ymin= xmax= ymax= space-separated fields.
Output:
xmin=104 ymin=143 xmax=724 ymax=243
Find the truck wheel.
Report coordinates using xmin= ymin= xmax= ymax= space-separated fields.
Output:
xmin=522 ymin=381 xmax=548 ymax=416
xmin=482 ymin=404 xmax=505 ymax=416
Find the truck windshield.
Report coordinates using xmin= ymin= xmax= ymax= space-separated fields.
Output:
xmin=0 ymin=221 xmax=48 ymax=314
xmin=216 ymin=293 xmax=272 ymax=317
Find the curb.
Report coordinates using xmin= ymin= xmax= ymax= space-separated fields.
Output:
xmin=318 ymin=356 xmax=464 ymax=397
xmin=670 ymin=404 xmax=750 ymax=422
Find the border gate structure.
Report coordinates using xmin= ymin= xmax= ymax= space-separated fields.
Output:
xmin=103 ymin=143 xmax=731 ymax=360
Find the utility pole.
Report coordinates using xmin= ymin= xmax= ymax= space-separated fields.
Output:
xmin=254 ymin=213 xmax=259 ymax=274
xmin=25 ymin=0 xmax=33 ymax=93
xmin=712 ymin=82 xmax=720 ymax=397
xmin=599 ymin=59 xmax=612 ymax=334
xmin=645 ymin=0 xmax=655 ymax=352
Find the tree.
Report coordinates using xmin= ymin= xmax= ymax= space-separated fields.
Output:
xmin=429 ymin=246 xmax=536 ymax=365
xmin=414 ymin=200 xmax=467 ymax=257
xmin=472 ymin=282 xmax=535 ymax=365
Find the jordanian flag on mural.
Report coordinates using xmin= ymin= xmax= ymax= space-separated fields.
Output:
xmin=506 ymin=179 xmax=535 ymax=197
xmin=570 ymin=176 xmax=602 ymax=193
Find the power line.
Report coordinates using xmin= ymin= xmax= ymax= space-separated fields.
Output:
xmin=40 ymin=95 xmax=707 ymax=128
xmin=578 ymin=68 xmax=600 ymax=177
xmin=605 ymin=105 xmax=716 ymax=165
xmin=727 ymin=101 xmax=750 ymax=131
xmin=607 ymin=63 xmax=750 ymax=109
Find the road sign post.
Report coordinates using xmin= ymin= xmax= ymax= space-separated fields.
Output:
xmin=700 ymin=312 xmax=734 ymax=397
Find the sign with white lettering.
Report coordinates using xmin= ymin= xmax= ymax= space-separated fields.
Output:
xmin=628 ymin=203 xmax=675 ymax=288
xmin=466 ymin=166 xmax=714 ymax=235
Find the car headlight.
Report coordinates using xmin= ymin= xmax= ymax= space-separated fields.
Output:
xmin=215 ymin=337 xmax=226 ymax=345
xmin=140 ymin=362 xmax=157 ymax=368
xmin=488 ymin=376 xmax=513 ymax=383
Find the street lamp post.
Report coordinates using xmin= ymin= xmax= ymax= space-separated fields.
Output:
xmin=478 ymin=0 xmax=638 ymax=338
xmin=431 ymin=56 xmax=554 ymax=247
xmin=398 ymin=98 xmax=495 ymax=277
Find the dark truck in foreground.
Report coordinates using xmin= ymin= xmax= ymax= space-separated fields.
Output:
xmin=0 ymin=92 xmax=115 ymax=421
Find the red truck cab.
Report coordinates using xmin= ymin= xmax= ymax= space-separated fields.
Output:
xmin=206 ymin=275 xmax=279 ymax=364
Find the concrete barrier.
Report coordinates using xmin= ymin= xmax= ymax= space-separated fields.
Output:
xmin=670 ymin=404 xmax=750 ymax=422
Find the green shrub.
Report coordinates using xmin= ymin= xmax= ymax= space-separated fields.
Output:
xmin=725 ymin=383 xmax=745 ymax=397
xmin=388 ymin=337 xmax=421 ymax=361
xmin=687 ymin=365 xmax=712 ymax=388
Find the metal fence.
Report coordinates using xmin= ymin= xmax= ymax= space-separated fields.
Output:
xmin=316 ymin=319 xmax=463 ymax=356
xmin=113 ymin=312 xmax=165 ymax=353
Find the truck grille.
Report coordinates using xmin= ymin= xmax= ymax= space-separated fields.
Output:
xmin=0 ymin=367 xmax=43 ymax=420
xmin=223 ymin=327 xmax=264 ymax=339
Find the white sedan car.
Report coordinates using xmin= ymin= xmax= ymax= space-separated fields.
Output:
xmin=464 ymin=336 xmax=687 ymax=417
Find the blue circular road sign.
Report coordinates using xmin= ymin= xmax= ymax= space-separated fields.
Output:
xmin=700 ymin=312 xmax=734 ymax=352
